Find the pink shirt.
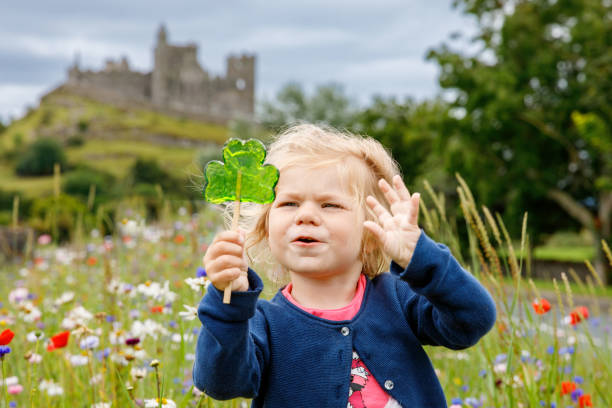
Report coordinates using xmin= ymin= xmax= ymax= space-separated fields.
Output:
xmin=282 ymin=275 xmax=399 ymax=408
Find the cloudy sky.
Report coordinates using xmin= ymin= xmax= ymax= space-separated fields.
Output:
xmin=0 ymin=0 xmax=477 ymax=122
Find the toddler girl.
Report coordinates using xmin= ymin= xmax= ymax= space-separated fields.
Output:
xmin=194 ymin=124 xmax=496 ymax=407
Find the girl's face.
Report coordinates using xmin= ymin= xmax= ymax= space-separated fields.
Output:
xmin=267 ymin=165 xmax=365 ymax=280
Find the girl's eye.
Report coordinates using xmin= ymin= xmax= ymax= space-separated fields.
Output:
xmin=278 ymin=202 xmax=297 ymax=207
xmin=322 ymin=203 xmax=341 ymax=209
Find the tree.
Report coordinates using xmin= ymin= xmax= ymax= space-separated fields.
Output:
xmin=259 ymin=82 xmax=357 ymax=131
xmin=15 ymin=138 xmax=67 ymax=176
xmin=352 ymin=97 xmax=454 ymax=190
xmin=63 ymin=166 xmax=117 ymax=201
xmin=130 ymin=158 xmax=171 ymax=186
xmin=427 ymin=0 xmax=612 ymax=282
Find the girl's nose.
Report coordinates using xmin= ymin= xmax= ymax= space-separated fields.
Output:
xmin=294 ymin=202 xmax=321 ymax=225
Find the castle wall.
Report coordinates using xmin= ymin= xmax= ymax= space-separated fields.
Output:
xmin=67 ymin=68 xmax=151 ymax=104
xmin=64 ymin=27 xmax=255 ymax=124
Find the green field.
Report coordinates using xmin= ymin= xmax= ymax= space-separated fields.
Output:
xmin=0 ymin=89 xmax=232 ymax=200
xmin=0 ymin=181 xmax=610 ymax=407
xmin=0 ymin=88 xmax=228 ymax=151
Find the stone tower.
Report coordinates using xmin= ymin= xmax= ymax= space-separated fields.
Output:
xmin=151 ymin=25 xmax=171 ymax=106
xmin=226 ymin=54 xmax=256 ymax=116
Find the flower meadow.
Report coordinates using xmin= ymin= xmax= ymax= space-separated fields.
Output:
xmin=0 ymin=180 xmax=611 ymax=408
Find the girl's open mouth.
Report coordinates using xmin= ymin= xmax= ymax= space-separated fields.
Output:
xmin=293 ymin=236 xmax=321 ymax=246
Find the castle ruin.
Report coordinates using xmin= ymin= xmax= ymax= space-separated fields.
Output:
xmin=65 ymin=25 xmax=255 ymax=124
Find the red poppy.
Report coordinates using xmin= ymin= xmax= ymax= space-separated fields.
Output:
xmin=569 ymin=306 xmax=589 ymax=325
xmin=173 ymin=234 xmax=185 ymax=244
xmin=579 ymin=394 xmax=593 ymax=407
xmin=0 ymin=329 xmax=14 ymax=345
xmin=560 ymin=381 xmax=577 ymax=395
xmin=47 ymin=331 xmax=70 ymax=351
xmin=87 ymin=256 xmax=98 ymax=266
xmin=532 ymin=298 xmax=551 ymax=314
xmin=150 ymin=306 xmax=164 ymax=314
xmin=122 ymin=235 xmax=132 ymax=243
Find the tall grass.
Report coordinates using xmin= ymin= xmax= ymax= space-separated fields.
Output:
xmin=0 ymin=179 xmax=610 ymax=407
xmin=423 ymin=176 xmax=611 ymax=407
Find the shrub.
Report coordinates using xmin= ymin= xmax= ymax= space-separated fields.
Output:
xmin=130 ymin=158 xmax=172 ymax=187
xmin=0 ymin=189 xmax=32 ymax=225
xmin=129 ymin=158 xmax=190 ymax=196
xmin=15 ymin=138 xmax=67 ymax=176
xmin=63 ymin=167 xmax=116 ymax=200
xmin=132 ymin=183 xmax=163 ymax=221
xmin=0 ymin=133 xmax=24 ymax=160
xmin=65 ymin=135 xmax=85 ymax=147
xmin=0 ymin=211 xmax=11 ymax=226
xmin=39 ymin=109 xmax=53 ymax=126
xmin=0 ymin=189 xmax=20 ymax=211
xmin=12 ymin=132 xmax=22 ymax=148
xmin=94 ymin=203 xmax=117 ymax=236
xmin=29 ymin=194 xmax=86 ymax=242
xmin=77 ymin=119 xmax=89 ymax=133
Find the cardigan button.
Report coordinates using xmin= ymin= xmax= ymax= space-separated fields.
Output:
xmin=384 ymin=380 xmax=394 ymax=390
xmin=340 ymin=327 xmax=350 ymax=336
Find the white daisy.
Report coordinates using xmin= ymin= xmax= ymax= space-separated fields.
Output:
xmin=178 ymin=305 xmax=198 ymax=321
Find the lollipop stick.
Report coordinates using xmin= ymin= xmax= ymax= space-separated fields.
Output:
xmin=223 ymin=171 xmax=242 ymax=304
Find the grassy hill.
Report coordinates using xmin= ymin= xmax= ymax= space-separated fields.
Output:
xmin=0 ymin=87 xmax=231 ymax=197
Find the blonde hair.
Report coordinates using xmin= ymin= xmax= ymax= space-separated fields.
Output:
xmin=238 ymin=123 xmax=400 ymax=282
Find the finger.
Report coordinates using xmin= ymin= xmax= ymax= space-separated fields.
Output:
xmin=206 ymin=254 xmax=246 ymax=274
xmin=363 ymin=220 xmax=386 ymax=244
xmin=366 ymin=195 xmax=393 ymax=225
xmin=380 ymin=178 xmax=413 ymax=218
xmin=207 ymin=240 xmax=244 ymax=258
xmin=210 ymin=268 xmax=246 ymax=290
xmin=217 ymin=254 xmax=247 ymax=270
xmin=378 ymin=178 xmax=402 ymax=207
xmin=392 ymin=175 xmax=411 ymax=202
xmin=205 ymin=232 xmax=245 ymax=264
xmin=409 ymin=193 xmax=420 ymax=226
xmin=232 ymin=274 xmax=251 ymax=292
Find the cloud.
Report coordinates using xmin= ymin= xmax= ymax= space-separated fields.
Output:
xmin=1 ymin=34 xmax=151 ymax=71
xmin=341 ymin=57 xmax=436 ymax=81
xmin=231 ymin=27 xmax=354 ymax=51
xmin=0 ymin=84 xmax=51 ymax=120
xmin=0 ymin=0 xmax=473 ymax=119
xmin=336 ymin=58 xmax=440 ymax=105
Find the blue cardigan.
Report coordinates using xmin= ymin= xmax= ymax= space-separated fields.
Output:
xmin=193 ymin=232 xmax=496 ymax=407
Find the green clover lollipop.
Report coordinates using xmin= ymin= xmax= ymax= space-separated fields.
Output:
xmin=204 ymin=138 xmax=279 ymax=303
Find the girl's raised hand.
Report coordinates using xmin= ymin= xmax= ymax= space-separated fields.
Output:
xmin=364 ymin=175 xmax=421 ymax=269
xmin=202 ymin=230 xmax=249 ymax=293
